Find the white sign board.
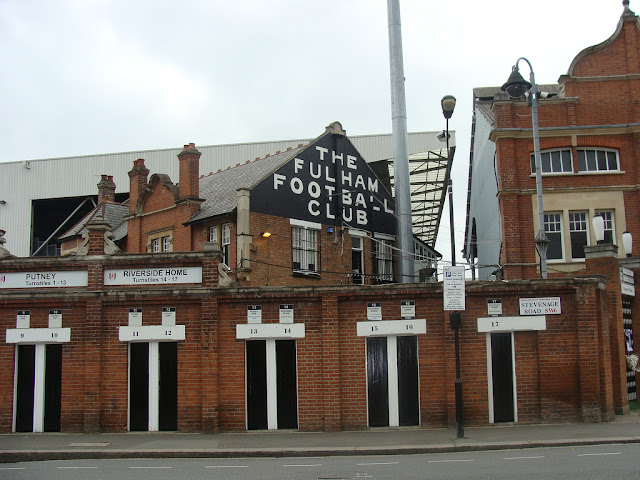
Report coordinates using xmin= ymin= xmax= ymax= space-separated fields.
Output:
xmin=367 ymin=302 xmax=382 ymax=321
xmin=6 ymin=328 xmax=71 ymax=344
xmin=477 ymin=316 xmax=546 ymax=333
xmin=247 ymin=305 xmax=262 ymax=324
xmin=400 ymin=301 xmax=415 ymax=319
xmin=162 ymin=307 xmax=176 ymax=326
xmin=357 ymin=319 xmax=426 ymax=337
xmin=279 ymin=304 xmax=294 ymax=324
xmin=48 ymin=310 xmax=63 ymax=328
xmin=620 ymin=267 xmax=635 ymax=297
xmin=128 ymin=308 xmax=143 ymax=327
xmin=236 ymin=323 xmax=305 ymax=340
xmin=0 ymin=271 xmax=88 ymax=289
xmin=104 ymin=267 xmax=202 ymax=286
xmin=519 ymin=297 xmax=561 ymax=315
xmin=487 ymin=299 xmax=502 ymax=317
xmin=443 ymin=266 xmax=466 ymax=311
xmin=119 ymin=325 xmax=185 ymax=342
xmin=16 ymin=311 xmax=30 ymax=329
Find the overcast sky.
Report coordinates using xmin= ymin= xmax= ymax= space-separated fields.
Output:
xmin=0 ymin=0 xmax=630 ymax=263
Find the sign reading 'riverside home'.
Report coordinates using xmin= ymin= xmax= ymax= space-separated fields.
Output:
xmin=0 ymin=271 xmax=88 ymax=289
xmin=104 ymin=267 xmax=202 ymax=285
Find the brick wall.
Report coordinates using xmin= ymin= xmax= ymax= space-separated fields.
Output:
xmin=0 ymin=253 xmax=627 ymax=432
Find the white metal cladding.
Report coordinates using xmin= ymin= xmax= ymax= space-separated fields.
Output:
xmin=0 ymin=131 xmax=454 ymax=257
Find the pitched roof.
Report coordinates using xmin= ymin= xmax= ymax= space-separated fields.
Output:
xmin=58 ymin=202 xmax=129 ymax=241
xmin=186 ymin=145 xmax=306 ymax=224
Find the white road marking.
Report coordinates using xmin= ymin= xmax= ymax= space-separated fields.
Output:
xmin=428 ymin=459 xmax=474 ymax=463
xmin=283 ymin=463 xmax=324 ymax=467
xmin=57 ymin=466 xmax=98 ymax=469
xmin=0 ymin=467 xmax=26 ymax=470
xmin=504 ymin=456 xmax=545 ymax=460
xmin=356 ymin=461 xmax=399 ymax=466
xmin=205 ymin=465 xmax=249 ymax=468
xmin=129 ymin=466 xmax=172 ymax=469
xmin=577 ymin=452 xmax=621 ymax=457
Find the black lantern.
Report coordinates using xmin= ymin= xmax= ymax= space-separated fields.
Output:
xmin=501 ymin=66 xmax=531 ymax=98
xmin=441 ymin=95 xmax=456 ymax=119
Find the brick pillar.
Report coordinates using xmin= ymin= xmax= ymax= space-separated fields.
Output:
xmin=97 ymin=175 xmax=116 ymax=204
xmin=575 ymin=281 xmax=613 ymax=421
xmin=585 ymin=244 xmax=629 ymax=415
xmin=83 ymin=297 xmax=103 ymax=431
xmin=201 ymin=295 xmax=219 ymax=432
xmin=321 ymin=295 xmax=341 ymax=430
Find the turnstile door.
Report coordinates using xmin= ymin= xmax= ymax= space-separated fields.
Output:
xmin=44 ymin=344 xmax=62 ymax=432
xmin=15 ymin=345 xmax=36 ymax=432
xmin=397 ymin=336 xmax=419 ymax=426
xmin=246 ymin=340 xmax=268 ymax=430
xmin=366 ymin=337 xmax=390 ymax=427
xmin=159 ymin=342 xmax=178 ymax=431
xmin=129 ymin=342 xmax=149 ymax=431
xmin=491 ymin=333 xmax=515 ymax=422
xmin=276 ymin=339 xmax=298 ymax=429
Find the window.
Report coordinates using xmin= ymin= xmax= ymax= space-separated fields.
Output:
xmin=209 ymin=225 xmax=218 ymax=243
xmin=352 ymin=236 xmax=364 ymax=285
xmin=569 ymin=212 xmax=588 ymax=259
xmin=292 ymin=226 xmax=319 ymax=275
xmin=595 ymin=210 xmax=615 ymax=244
xmin=577 ymin=149 xmax=619 ymax=172
xmin=221 ymin=223 xmax=231 ymax=266
xmin=531 ymin=149 xmax=572 ymax=174
xmin=162 ymin=236 xmax=171 ymax=252
xmin=374 ymin=238 xmax=393 ymax=283
xmin=544 ymin=213 xmax=563 ymax=261
xmin=151 ymin=238 xmax=160 ymax=253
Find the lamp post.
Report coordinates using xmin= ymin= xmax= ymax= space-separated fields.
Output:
xmin=501 ymin=58 xmax=549 ymax=279
xmin=441 ymin=94 xmax=464 ymax=439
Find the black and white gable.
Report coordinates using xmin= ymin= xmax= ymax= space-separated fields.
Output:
xmin=251 ymin=124 xmax=396 ymax=235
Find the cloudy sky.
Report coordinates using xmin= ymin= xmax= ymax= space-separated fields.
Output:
xmin=0 ymin=0 xmax=629 ymax=261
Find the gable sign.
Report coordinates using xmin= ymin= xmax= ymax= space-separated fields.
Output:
xmin=252 ymin=134 xmax=396 ymax=234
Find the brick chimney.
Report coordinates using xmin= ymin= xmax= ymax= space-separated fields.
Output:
xmin=178 ymin=143 xmax=201 ymax=199
xmin=128 ymin=159 xmax=149 ymax=214
xmin=97 ymin=175 xmax=116 ymax=204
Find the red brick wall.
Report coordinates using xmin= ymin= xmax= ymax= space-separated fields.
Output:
xmin=0 ymin=255 xmax=628 ymax=432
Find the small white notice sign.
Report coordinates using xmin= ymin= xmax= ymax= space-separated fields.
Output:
xmin=162 ymin=307 xmax=176 ymax=326
xmin=49 ymin=310 xmax=63 ymax=328
xmin=400 ymin=301 xmax=415 ymax=319
xmin=128 ymin=308 xmax=143 ymax=327
xmin=247 ymin=305 xmax=262 ymax=324
xmin=367 ymin=302 xmax=382 ymax=321
xmin=443 ymin=266 xmax=466 ymax=311
xmin=279 ymin=304 xmax=294 ymax=324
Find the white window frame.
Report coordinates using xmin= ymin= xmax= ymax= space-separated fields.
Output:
xmin=162 ymin=236 xmax=171 ymax=252
xmin=291 ymin=226 xmax=319 ymax=275
xmin=209 ymin=225 xmax=218 ymax=244
xmin=221 ymin=223 xmax=231 ymax=266
xmin=531 ymin=149 xmax=573 ymax=175
xmin=568 ymin=211 xmax=589 ymax=260
xmin=544 ymin=212 xmax=564 ymax=262
xmin=576 ymin=148 xmax=619 ymax=173
xmin=351 ymin=235 xmax=364 ymax=285
xmin=151 ymin=238 xmax=160 ymax=253
xmin=595 ymin=210 xmax=615 ymax=244
xmin=374 ymin=238 xmax=393 ymax=282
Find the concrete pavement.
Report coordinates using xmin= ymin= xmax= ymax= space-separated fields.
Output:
xmin=1 ymin=411 xmax=639 ymax=463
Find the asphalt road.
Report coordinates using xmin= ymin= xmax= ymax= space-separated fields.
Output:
xmin=0 ymin=444 xmax=638 ymax=479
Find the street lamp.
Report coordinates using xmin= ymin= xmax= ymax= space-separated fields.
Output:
xmin=441 ymin=94 xmax=464 ymax=439
xmin=501 ymin=58 xmax=549 ymax=279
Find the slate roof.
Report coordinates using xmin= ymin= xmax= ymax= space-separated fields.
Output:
xmin=186 ymin=145 xmax=307 ymax=224
xmin=58 ymin=203 xmax=129 ymax=241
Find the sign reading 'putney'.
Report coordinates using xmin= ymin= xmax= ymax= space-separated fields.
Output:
xmin=252 ymin=134 xmax=396 ymax=234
